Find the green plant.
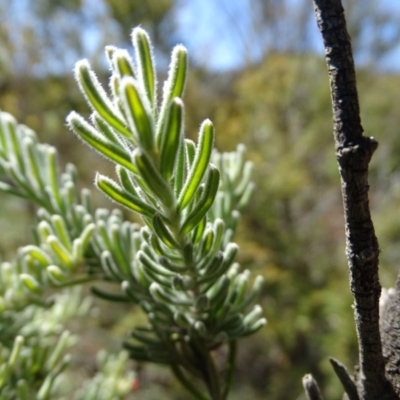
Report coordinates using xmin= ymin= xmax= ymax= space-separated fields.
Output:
xmin=0 ymin=27 xmax=264 ymax=400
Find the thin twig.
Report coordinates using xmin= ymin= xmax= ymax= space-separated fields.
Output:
xmin=329 ymin=358 xmax=359 ymax=400
xmin=302 ymin=374 xmax=325 ymax=400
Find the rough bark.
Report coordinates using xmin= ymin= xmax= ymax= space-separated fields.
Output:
xmin=380 ymin=281 xmax=400 ymax=393
xmin=303 ymin=374 xmax=325 ymax=400
xmin=312 ymin=0 xmax=398 ymax=399
xmin=329 ymin=358 xmax=359 ymax=400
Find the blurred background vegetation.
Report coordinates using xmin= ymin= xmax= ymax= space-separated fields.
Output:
xmin=1 ymin=0 xmax=400 ymax=398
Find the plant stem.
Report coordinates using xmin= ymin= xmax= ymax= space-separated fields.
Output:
xmin=190 ymin=339 xmax=222 ymax=400
xmin=222 ymin=341 xmax=237 ymax=400
xmin=171 ymin=364 xmax=208 ymax=400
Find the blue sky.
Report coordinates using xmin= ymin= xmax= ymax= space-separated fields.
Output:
xmin=175 ymin=0 xmax=253 ymax=70
xmin=174 ymin=0 xmax=400 ymax=72
xmin=4 ymin=0 xmax=400 ymax=75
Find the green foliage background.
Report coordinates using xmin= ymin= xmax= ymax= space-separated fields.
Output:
xmin=1 ymin=1 xmax=400 ymax=399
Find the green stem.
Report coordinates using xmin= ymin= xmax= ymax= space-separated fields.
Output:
xmin=222 ymin=341 xmax=237 ymax=399
xmin=203 ymin=347 xmax=222 ymax=400
xmin=171 ymin=364 xmax=208 ymax=400
xmin=191 ymin=340 xmax=222 ymax=400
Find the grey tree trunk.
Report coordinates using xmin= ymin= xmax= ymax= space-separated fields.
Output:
xmin=303 ymin=1 xmax=400 ymax=399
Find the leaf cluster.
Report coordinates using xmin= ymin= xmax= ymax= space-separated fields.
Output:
xmin=0 ymin=27 xmax=263 ymax=399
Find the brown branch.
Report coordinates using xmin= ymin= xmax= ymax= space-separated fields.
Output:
xmin=312 ymin=1 xmax=397 ymax=399
xmin=329 ymin=358 xmax=359 ymax=400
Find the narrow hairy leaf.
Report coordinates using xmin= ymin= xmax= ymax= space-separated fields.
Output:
xmin=243 ymin=305 xmax=263 ymax=326
xmin=233 ymin=275 xmax=264 ymax=312
xmin=46 ymin=331 xmax=72 ymax=370
xmin=140 ymin=259 xmax=173 ymax=287
xmin=20 ymin=274 xmax=42 ymax=295
xmin=120 ymin=77 xmax=154 ymax=153
xmin=174 ymin=140 xmax=186 ymax=197
xmin=237 ymin=181 xmax=255 ymax=211
xmin=234 ymin=161 xmax=253 ymax=197
xmin=116 ymin=166 xmax=138 ymax=195
xmin=178 ymin=120 xmax=214 ymax=210
xmin=180 ymin=166 xmax=220 ymax=235
xmin=198 ymin=252 xmax=224 ymax=284
xmin=23 ymin=245 xmax=52 ymax=267
xmin=110 ymin=224 xmax=130 ymax=274
xmin=51 ymin=215 xmax=71 ymax=251
xmin=159 ymin=257 xmax=189 ymax=273
xmin=96 ymin=220 xmax=112 ymax=251
xmin=192 ymin=216 xmax=207 ymax=244
xmin=123 ymin=342 xmax=172 ymax=364
xmin=201 ymin=228 xmax=214 ymax=255
xmin=130 ymin=329 xmax=161 ymax=346
xmin=71 ymin=238 xmax=83 ymax=263
xmin=137 ymin=250 xmax=174 ymax=278
xmin=185 ymin=139 xmax=196 ymax=167
xmin=153 ymin=214 xmax=180 ymax=249
xmin=149 ymin=282 xmax=191 ymax=306
xmin=7 ymin=118 xmax=26 ymax=174
xmin=66 ymin=163 xmax=78 ymax=187
xmin=195 ymin=294 xmax=209 ymax=311
xmin=166 ymin=45 xmax=188 ymax=100
xmin=160 ymin=98 xmax=184 ymax=180
xmin=24 ymin=138 xmax=46 ymax=194
xmin=132 ymin=27 xmax=157 ymax=109
xmin=5 ymin=163 xmax=45 ymax=207
xmin=79 ymin=223 xmax=95 ymax=251
xmin=173 ymin=311 xmax=194 ymax=329
xmin=112 ymin=49 xmax=136 ymax=78
xmin=75 ymin=59 xmax=130 ymax=137
xmin=46 ymin=147 xmax=63 ymax=212
xmin=62 ymin=181 xmax=78 ymax=210
xmin=231 ymin=144 xmax=246 ymax=181
xmin=208 ymin=275 xmax=230 ymax=310
xmin=120 ymin=281 xmax=144 ymax=303
xmin=183 ymin=243 xmax=193 ymax=266
xmin=100 ymin=251 xmax=123 ymax=281
xmin=95 ymin=173 xmax=155 ymax=218
xmin=133 ymin=149 xmax=174 ymax=208
xmin=150 ymin=233 xmax=163 ymax=256
xmin=37 ymin=220 xmax=53 ymax=242
xmin=80 ymin=188 xmax=92 ymax=215
xmin=105 ymin=45 xmax=117 ymax=65
xmin=221 ymin=316 xmax=246 ymax=338
xmin=47 ymin=235 xmax=73 ymax=269
xmin=0 ymin=112 xmax=11 ymax=153
xmin=231 ymin=270 xmax=250 ymax=308
xmin=68 ymin=112 xmax=138 ymax=173
xmin=92 ymin=113 xmax=127 ymax=146
xmin=47 ymin=265 xmax=67 ymax=284
xmin=242 ymin=318 xmax=267 ymax=337
xmin=9 ymin=336 xmax=24 ymax=368
xmin=91 ymin=286 xmax=131 ymax=302
xmin=0 ymin=181 xmax=24 ymax=198
xmin=221 ymin=243 xmax=239 ymax=272
xmin=156 ymin=45 xmax=187 ymax=146
xmin=110 ymin=73 xmax=122 ymax=106
xmin=212 ymin=218 xmax=225 ymax=252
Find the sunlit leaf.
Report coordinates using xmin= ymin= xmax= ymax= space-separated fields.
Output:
xmin=178 ymin=120 xmax=214 ymax=210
